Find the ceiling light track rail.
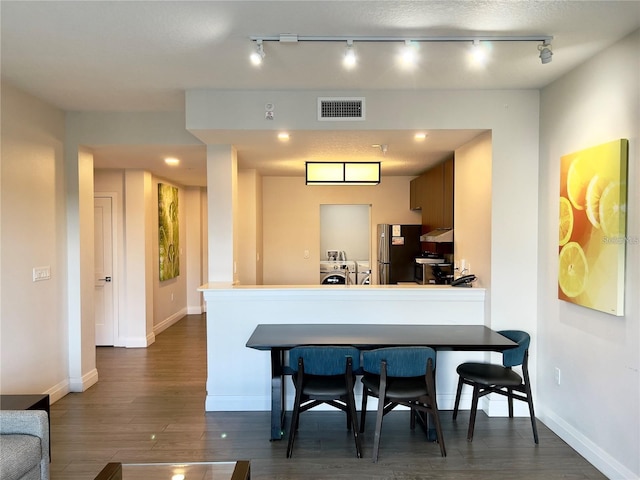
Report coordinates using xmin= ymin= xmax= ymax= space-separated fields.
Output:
xmin=249 ymin=34 xmax=554 ymax=44
xmin=249 ymin=34 xmax=554 ymax=66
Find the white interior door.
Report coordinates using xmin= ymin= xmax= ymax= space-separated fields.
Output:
xmin=94 ymin=196 xmax=115 ymax=346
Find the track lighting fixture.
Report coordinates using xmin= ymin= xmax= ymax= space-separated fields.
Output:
xmin=400 ymin=40 xmax=418 ymax=67
xmin=249 ymin=34 xmax=554 ymax=68
xmin=470 ymin=39 xmax=488 ymax=66
xmin=538 ymin=42 xmax=553 ymax=64
xmin=250 ymin=40 xmax=265 ymax=66
xmin=343 ymin=40 xmax=356 ymax=68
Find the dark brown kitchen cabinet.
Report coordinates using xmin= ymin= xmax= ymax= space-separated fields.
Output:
xmin=410 ymin=174 xmax=428 ymax=210
xmin=442 ymin=157 xmax=454 ymax=227
xmin=423 ymin=162 xmax=444 ymax=228
xmin=411 ymin=157 xmax=454 ymax=230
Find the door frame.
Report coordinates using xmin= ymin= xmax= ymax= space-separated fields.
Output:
xmin=94 ymin=192 xmax=121 ymax=346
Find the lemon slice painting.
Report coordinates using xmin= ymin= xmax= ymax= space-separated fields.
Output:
xmin=558 ymin=139 xmax=628 ymax=316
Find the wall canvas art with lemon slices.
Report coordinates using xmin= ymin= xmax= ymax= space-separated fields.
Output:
xmin=558 ymin=139 xmax=628 ymax=316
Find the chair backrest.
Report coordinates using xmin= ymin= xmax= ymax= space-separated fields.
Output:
xmin=362 ymin=346 xmax=436 ymax=377
xmin=499 ymin=330 xmax=530 ymax=367
xmin=288 ymin=346 xmax=361 ymax=375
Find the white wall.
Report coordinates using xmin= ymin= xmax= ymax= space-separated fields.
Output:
xmin=320 ymin=204 xmax=371 ymax=262
xmin=0 ymin=83 xmax=70 ymax=401
xmin=454 ymin=131 xmax=493 ymax=323
xmin=538 ymin=30 xmax=639 ymax=479
xmin=185 ymin=186 xmax=206 ymax=313
xmin=238 ymin=170 xmax=263 ymax=285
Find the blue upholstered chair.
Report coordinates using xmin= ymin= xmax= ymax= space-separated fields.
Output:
xmin=360 ymin=347 xmax=446 ymax=461
xmin=286 ymin=346 xmax=362 ymax=458
xmin=452 ymin=330 xmax=539 ymax=443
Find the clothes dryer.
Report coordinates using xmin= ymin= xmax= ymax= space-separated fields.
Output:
xmin=356 ymin=261 xmax=371 ymax=285
xmin=320 ymin=261 xmax=356 ymax=285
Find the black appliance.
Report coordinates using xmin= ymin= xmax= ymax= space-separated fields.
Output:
xmin=377 ymin=224 xmax=422 ymax=284
xmin=430 ymin=263 xmax=455 ymax=285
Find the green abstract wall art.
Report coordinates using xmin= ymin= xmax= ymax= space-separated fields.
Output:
xmin=158 ymin=183 xmax=180 ymax=281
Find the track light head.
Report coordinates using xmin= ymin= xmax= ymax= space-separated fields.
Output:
xmin=469 ymin=39 xmax=488 ymax=66
xmin=250 ymin=40 xmax=265 ymax=66
xmin=400 ymin=40 xmax=418 ymax=67
xmin=538 ymin=42 xmax=553 ymax=64
xmin=343 ymin=40 xmax=356 ymax=69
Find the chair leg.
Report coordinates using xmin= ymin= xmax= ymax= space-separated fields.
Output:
xmin=428 ymin=405 xmax=447 ymax=457
xmin=452 ymin=376 xmax=464 ymax=420
xmin=347 ymin=389 xmax=362 ymax=458
xmin=359 ymin=388 xmax=368 ymax=433
xmin=372 ymin=381 xmax=386 ymax=462
xmin=467 ymin=384 xmax=480 ymax=442
xmin=508 ymin=388 xmax=514 ymax=417
xmin=286 ymin=387 xmax=304 ymax=458
xmin=424 ymin=369 xmax=447 ymax=457
xmin=524 ymin=383 xmax=539 ymax=444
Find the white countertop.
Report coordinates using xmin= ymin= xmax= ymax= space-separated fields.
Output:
xmin=198 ymin=282 xmax=469 ymax=290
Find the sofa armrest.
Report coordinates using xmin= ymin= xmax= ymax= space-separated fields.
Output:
xmin=0 ymin=410 xmax=50 ymax=479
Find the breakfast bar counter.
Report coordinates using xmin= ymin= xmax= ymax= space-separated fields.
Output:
xmin=199 ymin=283 xmax=489 ymax=414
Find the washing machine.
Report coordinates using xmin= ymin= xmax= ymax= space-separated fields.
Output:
xmin=320 ymin=261 xmax=356 ymax=285
xmin=356 ymin=261 xmax=371 ymax=285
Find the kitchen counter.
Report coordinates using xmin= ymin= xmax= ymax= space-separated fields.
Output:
xmin=198 ymin=283 xmax=486 ymax=412
xmin=199 ymin=282 xmax=476 ymax=292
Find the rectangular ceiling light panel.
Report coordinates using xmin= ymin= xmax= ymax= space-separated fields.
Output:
xmin=345 ymin=162 xmax=380 ymax=182
xmin=306 ymin=162 xmax=380 ymax=185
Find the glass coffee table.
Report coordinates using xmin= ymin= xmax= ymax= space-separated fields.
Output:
xmin=94 ymin=461 xmax=250 ymax=480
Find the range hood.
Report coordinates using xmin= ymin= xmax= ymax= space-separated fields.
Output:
xmin=420 ymin=228 xmax=453 ymax=243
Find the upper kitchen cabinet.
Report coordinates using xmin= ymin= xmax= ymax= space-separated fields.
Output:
xmin=442 ymin=157 xmax=454 ymax=228
xmin=411 ymin=157 xmax=454 ymax=230
xmin=410 ymin=174 xmax=428 ymax=210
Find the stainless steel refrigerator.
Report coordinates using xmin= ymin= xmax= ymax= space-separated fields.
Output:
xmin=377 ymin=224 xmax=422 ymax=284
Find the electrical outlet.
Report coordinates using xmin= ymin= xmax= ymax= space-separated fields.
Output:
xmin=554 ymin=367 xmax=561 ymax=385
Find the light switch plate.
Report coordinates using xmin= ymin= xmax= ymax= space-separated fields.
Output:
xmin=33 ymin=266 xmax=51 ymax=282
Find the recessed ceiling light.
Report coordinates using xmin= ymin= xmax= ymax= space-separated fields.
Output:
xmin=164 ymin=157 xmax=180 ymax=166
xmin=278 ymin=132 xmax=290 ymax=141
xmin=414 ymin=133 xmax=427 ymax=140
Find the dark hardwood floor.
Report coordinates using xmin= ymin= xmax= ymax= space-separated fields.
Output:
xmin=49 ymin=315 xmax=607 ymax=479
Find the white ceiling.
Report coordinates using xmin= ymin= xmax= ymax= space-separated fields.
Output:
xmin=2 ymin=1 xmax=639 ymax=186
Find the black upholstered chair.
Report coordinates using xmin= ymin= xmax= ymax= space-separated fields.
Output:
xmin=360 ymin=347 xmax=446 ymax=461
xmin=286 ymin=346 xmax=362 ymax=458
xmin=452 ymin=329 xmax=539 ymax=443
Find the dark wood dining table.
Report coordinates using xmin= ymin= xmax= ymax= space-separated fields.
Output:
xmin=245 ymin=323 xmax=517 ymax=440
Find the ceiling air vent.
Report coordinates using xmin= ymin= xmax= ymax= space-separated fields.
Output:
xmin=317 ymin=97 xmax=365 ymax=121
